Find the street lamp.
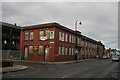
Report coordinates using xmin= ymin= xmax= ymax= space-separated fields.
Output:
xmin=75 ymin=20 xmax=82 ymax=60
xmin=75 ymin=20 xmax=82 ymax=31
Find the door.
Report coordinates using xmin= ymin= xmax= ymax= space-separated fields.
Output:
xmin=24 ymin=47 xmax=28 ymax=59
xmin=45 ymin=46 xmax=49 ymax=62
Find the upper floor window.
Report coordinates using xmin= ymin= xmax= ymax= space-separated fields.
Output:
xmin=29 ymin=46 xmax=33 ymax=54
xmin=77 ymin=37 xmax=80 ymax=45
xmin=38 ymin=45 xmax=43 ymax=55
xmin=62 ymin=33 xmax=64 ymax=41
xmin=74 ymin=36 xmax=76 ymax=44
xmin=59 ymin=32 xmax=61 ymax=41
xmin=45 ymin=30 xmax=50 ymax=39
xmin=69 ymin=35 xmax=71 ymax=43
xmin=30 ymin=32 xmax=34 ymax=40
xmin=72 ymin=36 xmax=74 ymax=43
xmin=65 ymin=34 xmax=68 ymax=42
xmin=39 ymin=31 xmax=44 ymax=40
xmin=25 ymin=32 xmax=28 ymax=40
xmin=85 ymin=41 xmax=87 ymax=47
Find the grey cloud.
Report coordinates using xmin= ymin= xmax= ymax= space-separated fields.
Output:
xmin=2 ymin=2 xmax=118 ymax=49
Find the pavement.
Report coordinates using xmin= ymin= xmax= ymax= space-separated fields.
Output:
xmin=1 ymin=65 xmax=28 ymax=73
xmin=10 ymin=58 xmax=95 ymax=64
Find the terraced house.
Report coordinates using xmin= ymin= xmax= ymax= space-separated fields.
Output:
xmin=20 ymin=22 xmax=105 ymax=62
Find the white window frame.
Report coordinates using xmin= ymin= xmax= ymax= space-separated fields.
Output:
xmin=77 ymin=37 xmax=80 ymax=45
xmin=62 ymin=33 xmax=64 ymax=41
xmin=25 ymin=32 xmax=28 ymax=40
xmin=65 ymin=47 xmax=68 ymax=55
xmin=74 ymin=36 xmax=76 ymax=43
xmin=72 ymin=48 xmax=74 ymax=55
xmin=69 ymin=35 xmax=71 ymax=43
xmin=30 ymin=32 xmax=34 ymax=40
xmin=69 ymin=48 xmax=71 ymax=55
xmin=59 ymin=46 xmax=61 ymax=55
xmin=62 ymin=46 xmax=64 ymax=55
xmin=29 ymin=46 xmax=33 ymax=54
xmin=65 ymin=34 xmax=68 ymax=42
xmin=38 ymin=45 xmax=43 ymax=54
xmin=72 ymin=36 xmax=74 ymax=43
xmin=39 ymin=31 xmax=44 ymax=40
xmin=45 ymin=30 xmax=50 ymax=39
xmin=59 ymin=32 xmax=61 ymax=41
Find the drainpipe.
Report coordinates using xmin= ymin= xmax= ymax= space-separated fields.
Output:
xmin=20 ymin=27 xmax=23 ymax=60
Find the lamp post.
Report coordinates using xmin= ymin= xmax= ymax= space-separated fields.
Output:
xmin=75 ymin=20 xmax=82 ymax=31
xmin=75 ymin=20 xmax=82 ymax=60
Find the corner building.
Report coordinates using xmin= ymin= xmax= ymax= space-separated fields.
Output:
xmin=20 ymin=22 xmax=105 ymax=62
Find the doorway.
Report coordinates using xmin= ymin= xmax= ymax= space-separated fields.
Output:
xmin=24 ymin=47 xmax=28 ymax=59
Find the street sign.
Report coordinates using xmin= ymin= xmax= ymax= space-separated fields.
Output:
xmin=40 ymin=37 xmax=47 ymax=40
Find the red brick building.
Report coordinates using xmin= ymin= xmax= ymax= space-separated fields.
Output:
xmin=20 ymin=22 xmax=105 ymax=62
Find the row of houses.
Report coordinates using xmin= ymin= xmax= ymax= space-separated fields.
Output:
xmin=2 ymin=21 xmax=105 ymax=62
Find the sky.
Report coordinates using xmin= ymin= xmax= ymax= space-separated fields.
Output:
xmin=1 ymin=0 xmax=118 ymax=49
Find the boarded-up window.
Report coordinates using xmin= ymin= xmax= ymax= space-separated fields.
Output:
xmin=29 ymin=46 xmax=33 ymax=54
xmin=39 ymin=31 xmax=44 ymax=40
xmin=25 ymin=32 xmax=28 ymax=40
xmin=30 ymin=32 xmax=34 ymax=40
xmin=38 ymin=45 xmax=43 ymax=54
xmin=45 ymin=30 xmax=50 ymax=39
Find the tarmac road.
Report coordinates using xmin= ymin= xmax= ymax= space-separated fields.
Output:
xmin=2 ymin=59 xmax=119 ymax=79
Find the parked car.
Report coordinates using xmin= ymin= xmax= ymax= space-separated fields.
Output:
xmin=112 ymin=55 xmax=119 ymax=62
xmin=102 ymin=55 xmax=108 ymax=59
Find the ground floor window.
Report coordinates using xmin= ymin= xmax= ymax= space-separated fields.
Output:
xmin=59 ymin=46 xmax=61 ymax=55
xmin=62 ymin=47 xmax=64 ymax=55
xmin=65 ymin=47 xmax=68 ymax=55
xmin=29 ymin=46 xmax=33 ymax=54
xmin=72 ymin=48 xmax=74 ymax=55
xmin=69 ymin=48 xmax=71 ymax=55
xmin=38 ymin=45 xmax=43 ymax=55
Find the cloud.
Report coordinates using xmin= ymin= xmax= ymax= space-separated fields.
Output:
xmin=2 ymin=2 xmax=118 ymax=49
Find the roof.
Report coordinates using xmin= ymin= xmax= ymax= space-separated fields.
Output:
xmin=23 ymin=22 xmax=75 ymax=33
xmin=1 ymin=21 xmax=21 ymax=29
xmin=81 ymin=34 xmax=98 ymax=43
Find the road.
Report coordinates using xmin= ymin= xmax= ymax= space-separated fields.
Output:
xmin=2 ymin=59 xmax=119 ymax=78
